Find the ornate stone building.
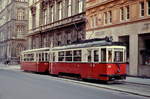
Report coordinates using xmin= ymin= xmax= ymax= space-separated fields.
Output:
xmin=0 ymin=0 xmax=28 ymax=64
xmin=27 ymin=0 xmax=85 ymax=49
xmin=86 ymin=0 xmax=150 ymax=77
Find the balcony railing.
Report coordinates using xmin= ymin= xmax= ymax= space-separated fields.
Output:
xmin=28 ymin=12 xmax=85 ymax=36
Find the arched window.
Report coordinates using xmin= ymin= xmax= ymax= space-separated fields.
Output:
xmin=17 ymin=8 xmax=25 ymax=20
xmin=16 ymin=44 xmax=25 ymax=58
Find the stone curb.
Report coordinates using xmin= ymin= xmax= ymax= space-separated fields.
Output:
xmin=53 ymin=77 xmax=150 ymax=98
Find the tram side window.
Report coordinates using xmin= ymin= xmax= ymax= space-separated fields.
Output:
xmin=101 ymin=48 xmax=106 ymax=62
xmin=24 ymin=54 xmax=26 ymax=61
xmin=66 ymin=51 xmax=72 ymax=62
xmin=20 ymin=55 xmax=22 ymax=61
xmin=23 ymin=53 xmax=34 ymax=62
xmin=42 ymin=53 xmax=45 ymax=61
xmin=23 ymin=54 xmax=26 ymax=61
xmin=49 ymin=53 xmax=51 ymax=62
xmin=58 ymin=51 xmax=65 ymax=61
xmin=31 ymin=54 xmax=34 ymax=61
xmin=114 ymin=51 xmax=123 ymax=62
xmin=53 ymin=53 xmax=55 ymax=61
xmin=108 ymin=49 xmax=112 ymax=62
xmin=25 ymin=54 xmax=28 ymax=61
xmin=39 ymin=53 xmax=42 ymax=62
xmin=45 ymin=53 xmax=49 ymax=62
xmin=36 ymin=53 xmax=38 ymax=61
xmin=27 ymin=54 xmax=30 ymax=61
xmin=87 ymin=49 xmax=92 ymax=62
xmin=73 ymin=50 xmax=82 ymax=62
xmin=94 ymin=50 xmax=99 ymax=62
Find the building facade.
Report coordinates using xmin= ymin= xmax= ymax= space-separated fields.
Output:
xmin=86 ymin=0 xmax=150 ymax=77
xmin=28 ymin=0 xmax=85 ymax=49
xmin=0 ymin=0 xmax=28 ymax=64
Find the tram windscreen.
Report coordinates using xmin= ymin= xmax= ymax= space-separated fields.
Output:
xmin=114 ymin=51 xmax=124 ymax=62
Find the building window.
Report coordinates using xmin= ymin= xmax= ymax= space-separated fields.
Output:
xmin=58 ymin=2 xmax=62 ymax=20
xmin=17 ymin=8 xmax=25 ymax=20
xmin=66 ymin=33 xmax=71 ymax=44
xmin=104 ymin=11 xmax=112 ymax=24
xmin=32 ymin=14 xmax=36 ymax=28
xmin=140 ymin=2 xmax=145 ymax=17
xmin=49 ymin=5 xmax=54 ymax=23
xmin=125 ymin=6 xmax=130 ymax=20
xmin=108 ymin=11 xmax=112 ymax=23
xmin=50 ymin=6 xmax=54 ymax=23
xmin=43 ymin=35 xmax=49 ymax=47
xmin=67 ymin=0 xmax=72 ymax=17
xmin=91 ymin=15 xmax=97 ymax=28
xmin=120 ymin=7 xmax=124 ymax=21
xmin=104 ymin=12 xmax=107 ymax=24
xmin=147 ymin=0 xmax=150 ymax=15
xmin=16 ymin=25 xmax=25 ymax=34
xmin=140 ymin=39 xmax=150 ymax=65
xmin=79 ymin=0 xmax=84 ymax=13
xmin=43 ymin=8 xmax=48 ymax=25
xmin=57 ymin=33 xmax=62 ymax=46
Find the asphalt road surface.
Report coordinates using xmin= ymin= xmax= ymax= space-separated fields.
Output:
xmin=0 ymin=69 xmax=149 ymax=99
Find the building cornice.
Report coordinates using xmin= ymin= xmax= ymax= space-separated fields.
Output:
xmin=85 ymin=0 xmax=136 ymax=11
xmin=0 ymin=19 xmax=28 ymax=29
xmin=86 ymin=17 xmax=150 ymax=32
xmin=27 ymin=12 xmax=85 ymax=37
xmin=86 ymin=0 xmax=115 ymax=11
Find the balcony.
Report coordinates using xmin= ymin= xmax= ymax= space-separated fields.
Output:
xmin=28 ymin=12 xmax=85 ymax=36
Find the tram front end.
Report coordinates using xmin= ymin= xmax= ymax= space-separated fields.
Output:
xmin=99 ymin=46 xmax=127 ymax=81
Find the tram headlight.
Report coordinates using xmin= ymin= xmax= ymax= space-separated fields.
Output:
xmin=107 ymin=65 xmax=112 ymax=68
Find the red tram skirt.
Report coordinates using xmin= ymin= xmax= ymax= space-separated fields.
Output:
xmin=49 ymin=62 xmax=126 ymax=81
xmin=21 ymin=62 xmax=49 ymax=73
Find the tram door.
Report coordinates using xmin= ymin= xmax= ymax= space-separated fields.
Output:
xmin=86 ymin=49 xmax=93 ymax=78
xmin=87 ymin=49 xmax=99 ymax=78
xmin=86 ymin=49 xmax=99 ymax=77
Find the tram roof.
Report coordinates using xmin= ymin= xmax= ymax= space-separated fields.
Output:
xmin=22 ymin=47 xmax=50 ymax=53
xmin=52 ymin=39 xmax=125 ymax=51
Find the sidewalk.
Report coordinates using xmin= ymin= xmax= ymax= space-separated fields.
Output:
xmin=126 ymin=77 xmax=150 ymax=85
xmin=0 ymin=63 xmax=20 ymax=70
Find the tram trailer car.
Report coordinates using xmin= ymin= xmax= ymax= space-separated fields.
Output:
xmin=49 ymin=39 xmax=127 ymax=81
xmin=21 ymin=48 xmax=49 ymax=73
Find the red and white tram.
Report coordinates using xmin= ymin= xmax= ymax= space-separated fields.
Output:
xmin=50 ymin=39 xmax=126 ymax=81
xmin=21 ymin=48 xmax=49 ymax=73
xmin=21 ymin=38 xmax=127 ymax=81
